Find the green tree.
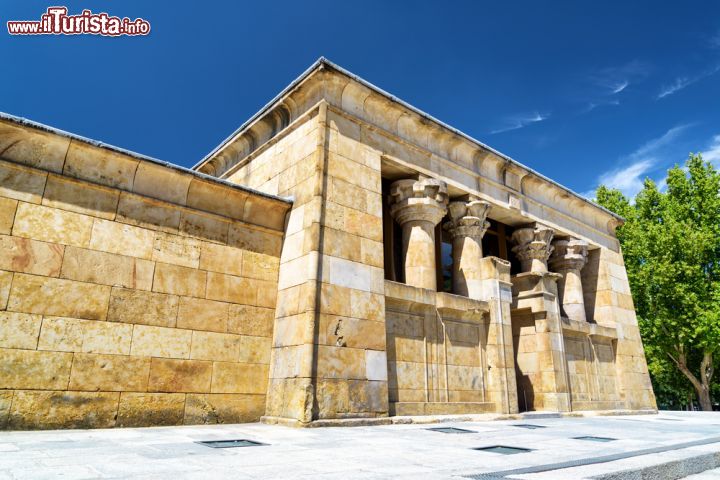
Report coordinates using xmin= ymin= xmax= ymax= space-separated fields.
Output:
xmin=596 ymin=154 xmax=720 ymax=411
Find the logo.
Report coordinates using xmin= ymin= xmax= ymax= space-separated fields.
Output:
xmin=7 ymin=7 xmax=151 ymax=36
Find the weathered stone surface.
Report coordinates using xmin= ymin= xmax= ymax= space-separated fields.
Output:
xmin=228 ymin=225 xmax=283 ymax=256
xmin=68 ymin=353 xmax=151 ymax=391
xmin=117 ymin=392 xmax=186 ymax=427
xmin=0 ymin=160 xmax=47 ymax=203
xmin=63 ymin=141 xmax=138 ymax=190
xmin=206 ymin=272 xmax=255 ymax=304
xmin=130 ymin=325 xmax=192 ymax=359
xmin=116 ymin=193 xmax=181 ymax=232
xmin=42 ymin=174 xmax=119 ymax=220
xmin=176 ymin=297 xmax=229 ymax=333
xmin=184 ymin=393 xmax=265 ymax=424
xmin=227 ymin=305 xmax=274 ymax=337
xmin=153 ymin=263 xmax=206 ymax=298
xmin=199 ymin=242 xmax=243 ymax=276
xmin=0 ymin=391 xmax=11 ymax=429
xmin=89 ymin=219 xmax=155 ymax=260
xmin=8 ymin=274 xmax=110 ymax=320
xmin=8 ymin=391 xmax=119 ymax=429
xmin=0 ymin=234 xmax=64 ymax=277
xmin=152 ymin=232 xmax=201 ymax=268
xmin=107 ymin=288 xmax=179 ymax=327
xmin=0 ymin=348 xmax=72 ymax=389
xmin=190 ymin=331 xmax=240 ymax=362
xmin=132 ymin=162 xmax=191 ymax=205
xmin=0 ymin=312 xmax=41 ymax=349
xmin=0 ymin=270 xmax=11 ymax=309
xmin=179 ymin=211 xmax=230 ymax=244
xmin=210 ymin=362 xmax=269 ymax=394
xmin=60 ymin=246 xmax=154 ymax=290
xmin=0 ymin=197 xmax=17 ymax=234
xmin=12 ymin=202 xmax=94 ymax=247
xmin=148 ymin=358 xmax=213 ymax=393
xmin=38 ymin=317 xmax=133 ymax=355
xmin=238 ymin=336 xmax=271 ymax=364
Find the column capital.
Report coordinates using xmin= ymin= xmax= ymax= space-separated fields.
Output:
xmin=549 ymin=237 xmax=589 ymax=272
xmin=389 ymin=178 xmax=448 ymax=226
xmin=443 ymin=199 xmax=491 ymax=240
xmin=511 ymin=225 xmax=555 ymax=273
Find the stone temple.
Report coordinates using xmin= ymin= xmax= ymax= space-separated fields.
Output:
xmin=0 ymin=58 xmax=656 ymax=429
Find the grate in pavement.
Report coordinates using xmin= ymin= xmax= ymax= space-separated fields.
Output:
xmin=473 ymin=445 xmax=533 ymax=455
xmin=513 ymin=424 xmax=546 ymax=429
xmin=427 ymin=427 xmax=477 ymax=434
xmin=573 ymin=436 xmax=616 ymax=442
xmin=196 ymin=439 xmax=266 ymax=448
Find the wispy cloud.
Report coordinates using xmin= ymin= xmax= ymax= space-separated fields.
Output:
xmin=657 ymin=65 xmax=720 ymax=99
xmin=584 ymin=124 xmax=691 ymax=199
xmin=710 ymin=29 xmax=720 ymax=49
xmin=589 ymin=61 xmax=650 ymax=96
xmin=490 ymin=111 xmax=550 ymax=134
xmin=701 ymin=134 xmax=720 ymax=165
xmin=610 ymin=80 xmax=629 ymax=94
xmin=584 ymin=99 xmax=620 ymax=113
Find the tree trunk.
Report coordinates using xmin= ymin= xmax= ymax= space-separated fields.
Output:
xmin=667 ymin=349 xmax=714 ymax=412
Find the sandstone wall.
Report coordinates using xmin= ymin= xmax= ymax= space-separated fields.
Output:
xmin=0 ymin=121 xmax=290 ymax=429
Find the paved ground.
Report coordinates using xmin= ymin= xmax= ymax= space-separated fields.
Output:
xmin=0 ymin=411 xmax=719 ymax=479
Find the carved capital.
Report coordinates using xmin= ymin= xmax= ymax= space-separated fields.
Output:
xmin=389 ymin=178 xmax=448 ymax=226
xmin=511 ymin=226 xmax=555 ymax=272
xmin=549 ymin=237 xmax=588 ymax=272
xmin=443 ymin=199 xmax=491 ymax=240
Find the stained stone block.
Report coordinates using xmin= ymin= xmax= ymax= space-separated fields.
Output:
xmin=0 ymin=312 xmax=41 ymax=349
xmin=8 ymin=390 xmax=119 ymax=429
xmin=68 ymin=353 xmax=151 ymax=392
xmin=132 ymin=162 xmax=191 ymax=205
xmin=63 ymin=141 xmax=138 ymax=190
xmin=176 ymin=297 xmax=229 ymax=333
xmin=199 ymin=242 xmax=243 ymax=276
xmin=116 ymin=193 xmax=181 ymax=233
xmin=107 ymin=287 xmax=179 ymax=327
xmin=148 ymin=358 xmax=213 ymax=393
xmin=89 ymin=218 xmax=155 ymax=260
xmin=42 ymin=175 xmax=120 ymax=220
xmin=0 ymin=348 xmax=72 ymax=389
xmin=130 ymin=325 xmax=192 ymax=359
xmin=0 ymin=391 xmax=11 ymax=428
xmin=0 ymin=197 xmax=17 ymax=234
xmin=210 ymin=362 xmax=269 ymax=394
xmin=179 ymin=211 xmax=230 ymax=244
xmin=238 ymin=336 xmax=271 ymax=364
xmin=227 ymin=305 xmax=274 ymax=337
xmin=38 ymin=317 xmax=132 ymax=355
xmin=242 ymin=250 xmax=280 ymax=281
xmin=117 ymin=392 xmax=186 ymax=427
xmin=317 ymin=345 xmax=366 ymax=380
xmin=8 ymin=274 xmax=110 ymax=320
xmin=0 ymin=160 xmax=47 ymax=203
xmin=0 ymin=270 xmax=12 ymax=310
xmin=190 ymin=331 xmax=241 ymax=362
xmin=228 ymin=224 xmax=282 ymax=256
xmin=206 ymin=272 xmax=255 ymax=304
xmin=12 ymin=202 xmax=94 ymax=248
xmin=153 ymin=263 xmax=206 ymax=298
xmin=0 ymin=235 xmax=64 ymax=277
xmin=184 ymin=393 xmax=265 ymax=425
xmin=60 ymin=246 xmax=154 ymax=290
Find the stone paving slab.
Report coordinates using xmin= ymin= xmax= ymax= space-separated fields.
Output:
xmin=0 ymin=412 xmax=719 ymax=479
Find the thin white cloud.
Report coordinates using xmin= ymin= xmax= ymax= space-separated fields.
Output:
xmin=701 ymin=134 xmax=720 ymax=164
xmin=490 ymin=111 xmax=550 ymax=134
xmin=585 ymin=125 xmax=691 ymax=199
xmin=611 ymin=80 xmax=629 ymax=94
xmin=657 ymin=65 xmax=720 ymax=99
xmin=584 ymin=99 xmax=620 ymax=113
xmin=710 ymin=30 xmax=720 ymax=49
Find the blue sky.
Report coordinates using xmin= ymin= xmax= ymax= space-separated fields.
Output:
xmin=2 ymin=1 xmax=719 ymax=199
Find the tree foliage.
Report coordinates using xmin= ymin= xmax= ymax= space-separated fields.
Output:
xmin=596 ymin=154 xmax=720 ymax=410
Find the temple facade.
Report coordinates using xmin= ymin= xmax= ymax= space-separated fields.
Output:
xmin=0 ymin=59 xmax=656 ymax=429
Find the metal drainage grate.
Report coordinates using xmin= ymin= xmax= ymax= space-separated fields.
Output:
xmin=473 ymin=445 xmax=533 ymax=455
xmin=196 ymin=439 xmax=266 ymax=448
xmin=657 ymin=418 xmax=682 ymax=421
xmin=427 ymin=427 xmax=476 ymax=434
xmin=513 ymin=424 xmax=546 ymax=430
xmin=573 ymin=436 xmax=616 ymax=442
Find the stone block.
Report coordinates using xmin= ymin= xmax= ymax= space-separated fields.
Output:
xmin=238 ymin=336 xmax=271 ymax=364
xmin=323 ymin=227 xmax=361 ymax=263
xmin=0 ymin=159 xmax=47 ymax=203
xmin=321 ymin=315 xmax=386 ymax=350
xmin=199 ymin=242 xmax=243 ymax=276
xmin=63 ymin=141 xmax=138 ymax=190
xmin=179 ymin=211 xmax=229 ymax=244
xmin=316 ymin=379 xmax=349 ymax=417
xmin=256 ymin=279 xmax=278 ymax=308
xmin=9 ymin=391 xmax=119 ymax=430
xmin=37 ymin=317 xmax=133 ymax=355
xmin=8 ymin=274 xmax=110 ymax=320
xmin=130 ymin=325 xmax=192 ymax=359
xmin=242 ymin=250 xmax=279 ymax=281
xmin=243 ymin=197 xmax=288 ymax=231
xmin=0 ymin=234 xmax=64 ymax=276
xmin=0 ymin=391 xmax=11 ymax=428
xmin=60 ymin=246 xmax=154 ymax=290
xmin=348 ymin=380 xmax=388 ymax=413
xmin=89 ymin=218 xmax=155 ymax=260
xmin=152 ymin=232 xmax=201 ymax=268
xmin=116 ymin=193 xmax=181 ymax=233
xmin=186 ymin=178 xmax=248 ymax=221
xmin=132 ymin=162 xmax=191 ymax=205
xmin=0 ymin=348 xmax=72 ymax=389
xmin=68 ymin=353 xmax=151 ymax=391
xmin=12 ymin=202 xmax=94 ymax=248
xmin=206 ymin=272 xmax=255 ymax=304
xmin=0 ymin=197 xmax=17 ymax=234
xmin=190 ymin=331 xmax=241 ymax=362
xmin=227 ymin=305 xmax=274 ymax=337
xmin=351 ymin=289 xmax=384 ymax=322
xmin=0 ymin=270 xmax=12 ymax=309
xmin=317 ymin=345 xmax=366 ymax=380
xmin=176 ymin=297 xmax=229 ymax=333
xmin=42 ymin=174 xmax=119 ymax=220
xmin=148 ymin=358 xmax=213 ymax=393
xmin=228 ymin=224 xmax=282 ymax=256
xmin=153 ymin=263 xmax=206 ymax=298
xmin=210 ymin=362 xmax=269 ymax=394
xmin=117 ymin=392 xmax=186 ymax=427
xmin=365 ymin=350 xmax=388 ymax=381
xmin=184 ymin=393 xmax=265 ymax=425
xmin=361 ymin=237 xmax=384 ymax=268
xmin=0 ymin=312 xmax=41 ymax=349
xmin=107 ymin=287 xmax=179 ymax=327
xmin=273 ymin=313 xmax=313 ymax=347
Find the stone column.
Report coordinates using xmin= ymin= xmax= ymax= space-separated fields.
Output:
xmin=511 ymin=226 xmax=555 ymax=273
xmin=443 ymin=199 xmax=491 ymax=298
xmin=389 ymin=178 xmax=448 ymax=290
xmin=549 ymin=237 xmax=589 ymax=322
